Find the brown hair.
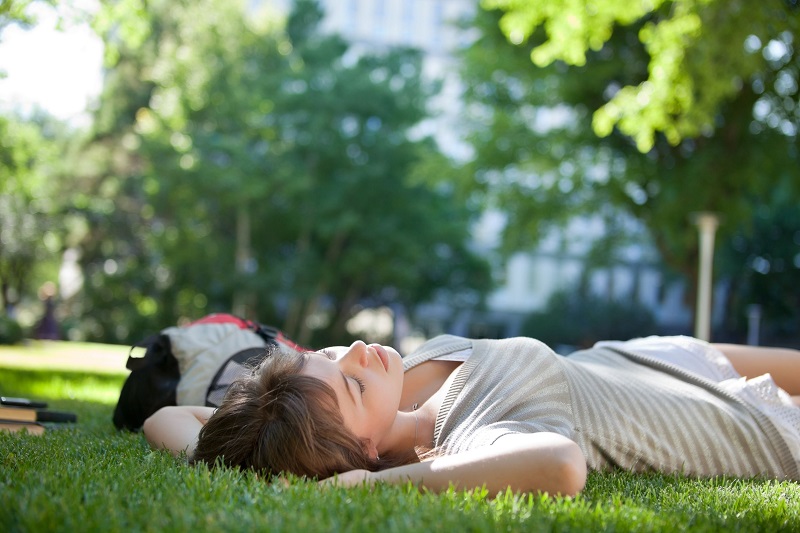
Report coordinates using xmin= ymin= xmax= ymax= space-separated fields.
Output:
xmin=192 ymin=346 xmax=414 ymax=478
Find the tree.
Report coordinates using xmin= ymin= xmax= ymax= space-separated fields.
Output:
xmin=0 ymin=0 xmax=47 ymax=34
xmin=247 ymin=1 xmax=491 ymax=345
xmin=485 ymin=0 xmax=800 ymax=152
xmin=0 ymin=114 xmax=62 ymax=316
xmin=74 ymin=0 xmax=491 ymax=345
xmin=718 ymin=179 xmax=800 ymax=344
xmin=0 ymin=2 xmax=90 ymax=338
xmin=459 ymin=6 xmax=800 ymax=335
xmin=72 ymin=0 xmax=291 ymax=341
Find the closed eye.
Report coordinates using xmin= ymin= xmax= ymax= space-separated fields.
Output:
xmin=318 ymin=349 xmax=336 ymax=361
xmin=349 ymin=375 xmax=365 ymax=395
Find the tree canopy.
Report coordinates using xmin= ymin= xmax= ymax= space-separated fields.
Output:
xmin=0 ymin=100 xmax=75 ymax=321
xmin=460 ymin=5 xmax=800 ymax=335
xmin=485 ymin=0 xmax=800 ymax=151
xmin=68 ymin=0 xmax=491 ymax=346
xmin=0 ymin=0 xmax=45 ymax=33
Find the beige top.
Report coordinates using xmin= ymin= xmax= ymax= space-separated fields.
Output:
xmin=403 ymin=335 xmax=798 ymax=480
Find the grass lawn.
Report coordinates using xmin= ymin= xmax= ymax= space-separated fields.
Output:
xmin=1 ymin=341 xmax=798 ymax=532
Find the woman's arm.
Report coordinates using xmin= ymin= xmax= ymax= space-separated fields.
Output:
xmin=713 ymin=343 xmax=800 ymax=396
xmin=143 ymin=405 xmax=215 ymax=458
xmin=324 ymin=432 xmax=587 ymax=496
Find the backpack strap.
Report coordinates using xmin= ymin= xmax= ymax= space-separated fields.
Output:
xmin=125 ymin=334 xmax=169 ymax=371
xmin=254 ymin=323 xmax=308 ymax=352
xmin=205 ymin=346 xmax=269 ymax=407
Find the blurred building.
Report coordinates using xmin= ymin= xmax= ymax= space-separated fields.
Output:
xmin=437 ymin=211 xmax=717 ymax=341
xmin=258 ymin=0 xmax=712 ymax=342
xmin=258 ymin=0 xmax=476 ymax=160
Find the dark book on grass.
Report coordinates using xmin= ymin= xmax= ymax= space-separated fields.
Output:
xmin=0 ymin=397 xmax=77 ymax=424
xmin=0 ymin=419 xmax=46 ymax=436
xmin=1 ymin=396 xmax=48 ymax=409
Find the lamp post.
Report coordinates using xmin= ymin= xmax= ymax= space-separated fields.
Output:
xmin=692 ymin=212 xmax=720 ymax=341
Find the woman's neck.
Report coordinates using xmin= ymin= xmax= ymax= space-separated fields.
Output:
xmin=412 ymin=401 xmax=438 ymax=450
xmin=382 ymin=362 xmax=463 ymax=456
xmin=399 ymin=360 xmax=462 ymax=412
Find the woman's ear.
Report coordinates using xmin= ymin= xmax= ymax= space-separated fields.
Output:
xmin=364 ymin=439 xmax=379 ymax=460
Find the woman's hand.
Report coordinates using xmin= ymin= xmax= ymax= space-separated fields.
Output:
xmin=319 ymin=469 xmax=372 ymax=488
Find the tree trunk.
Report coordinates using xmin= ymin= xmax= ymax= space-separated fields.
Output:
xmin=293 ymin=230 xmax=350 ymax=346
xmin=328 ymin=284 xmax=361 ymax=342
xmin=1 ymin=280 xmax=9 ymax=315
xmin=283 ymin=227 xmax=312 ymax=337
xmin=233 ymin=205 xmax=254 ymax=318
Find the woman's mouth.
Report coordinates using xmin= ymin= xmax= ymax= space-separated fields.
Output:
xmin=370 ymin=344 xmax=389 ymax=372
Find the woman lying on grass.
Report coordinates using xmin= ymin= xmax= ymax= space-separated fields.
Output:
xmin=144 ymin=335 xmax=800 ymax=496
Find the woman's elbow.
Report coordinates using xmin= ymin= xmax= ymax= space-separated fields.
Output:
xmin=556 ymin=441 xmax=587 ymax=496
xmin=142 ymin=408 xmax=160 ymax=445
xmin=142 ymin=406 xmax=175 ymax=448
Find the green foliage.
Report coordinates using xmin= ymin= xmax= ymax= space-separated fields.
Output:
xmin=0 ymin=0 xmax=51 ymax=34
xmin=460 ymin=7 xmax=800 ymax=337
xmin=71 ymin=0 xmax=491 ymax=346
xmin=0 ymin=314 xmax=24 ymax=344
xmin=718 ymin=185 xmax=800 ymax=344
xmin=2 ymin=364 xmax=799 ymax=532
xmin=521 ymin=290 xmax=658 ymax=349
xmin=0 ymin=113 xmax=66 ymax=315
xmin=484 ymin=0 xmax=800 ymax=151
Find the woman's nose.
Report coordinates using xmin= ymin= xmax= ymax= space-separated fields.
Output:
xmin=343 ymin=340 xmax=369 ymax=367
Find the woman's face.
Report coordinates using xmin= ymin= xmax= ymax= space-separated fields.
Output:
xmin=301 ymin=340 xmax=403 ymax=456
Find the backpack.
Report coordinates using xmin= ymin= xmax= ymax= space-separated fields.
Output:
xmin=113 ymin=313 xmax=304 ymax=431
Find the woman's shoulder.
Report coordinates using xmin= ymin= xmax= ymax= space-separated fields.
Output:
xmin=407 ymin=335 xmax=560 ymax=361
xmin=403 ymin=335 xmax=474 ymax=372
xmin=406 ymin=335 xmax=473 ymax=358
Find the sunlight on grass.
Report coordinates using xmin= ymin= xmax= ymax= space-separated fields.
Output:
xmin=0 ymin=340 xmax=129 ymax=374
xmin=0 ymin=340 xmax=130 ymax=356
xmin=0 ymin=367 xmax=125 ymax=405
xmin=0 ymin=341 xmax=128 ymax=404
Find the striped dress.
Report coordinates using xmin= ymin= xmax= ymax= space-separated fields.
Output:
xmin=402 ymin=335 xmax=799 ymax=480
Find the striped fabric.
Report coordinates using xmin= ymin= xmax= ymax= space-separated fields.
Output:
xmin=403 ymin=335 xmax=798 ymax=480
